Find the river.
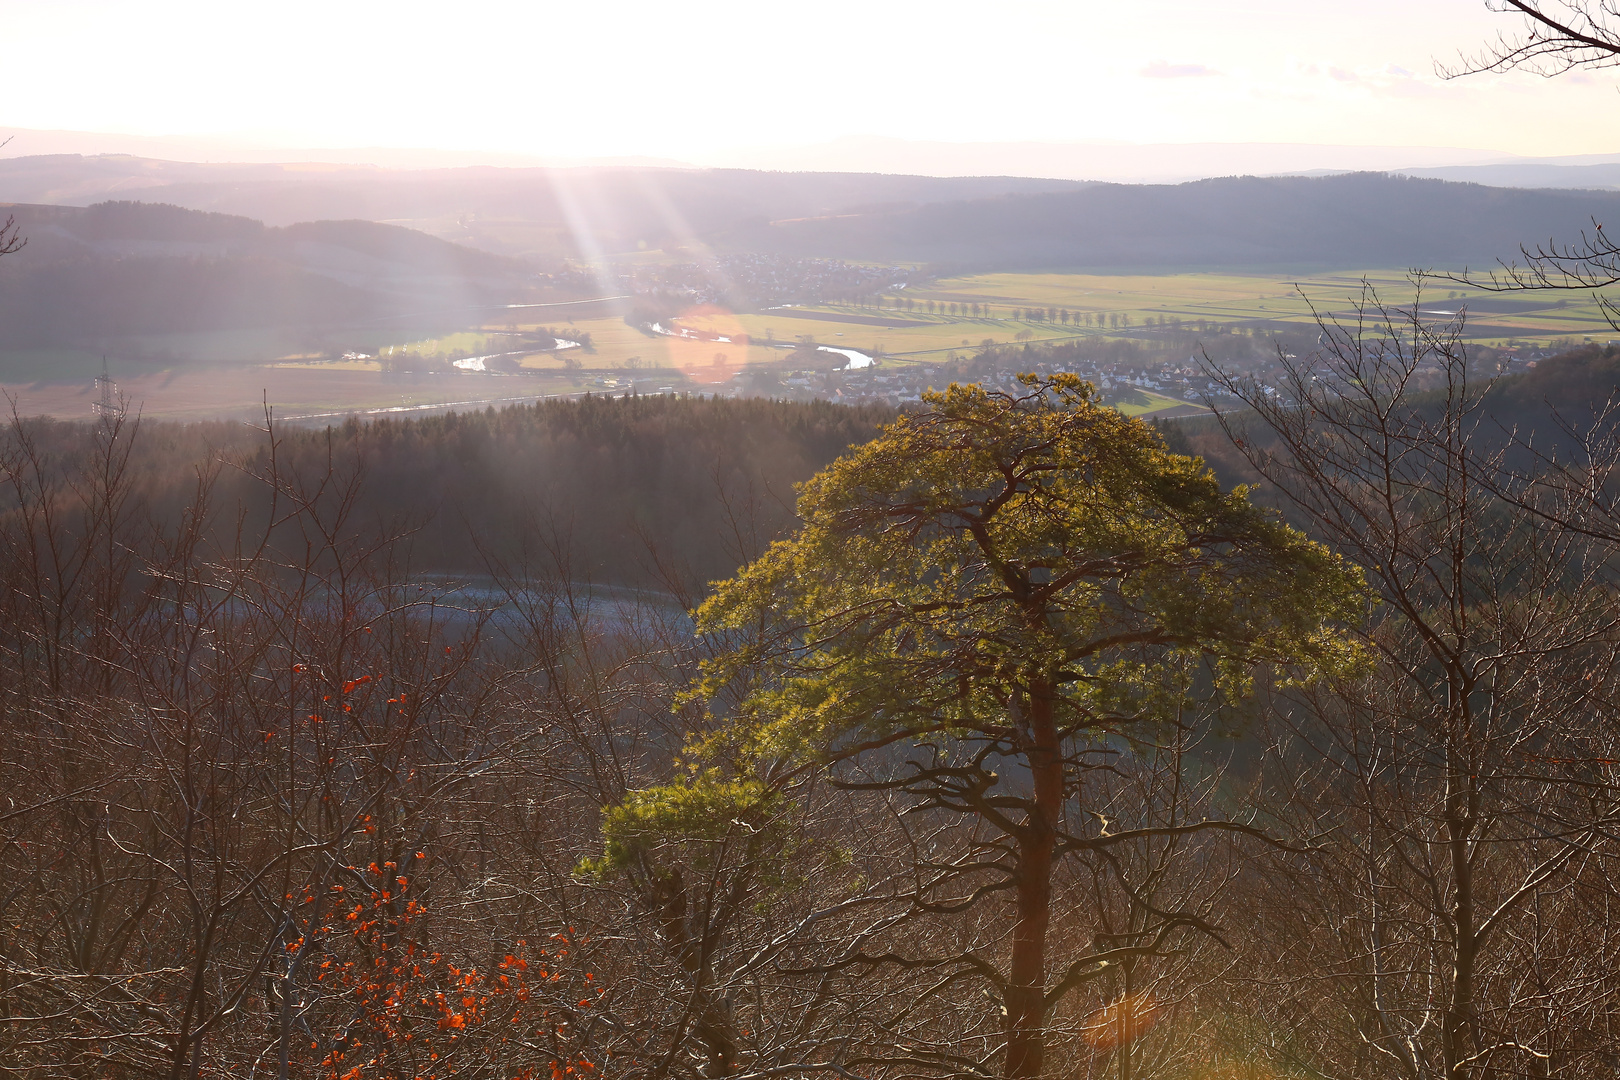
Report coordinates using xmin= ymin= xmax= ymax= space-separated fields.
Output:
xmin=648 ymin=323 xmax=873 ymax=369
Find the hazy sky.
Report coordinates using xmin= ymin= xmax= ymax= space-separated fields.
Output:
xmin=5 ymin=0 xmax=1618 ymax=160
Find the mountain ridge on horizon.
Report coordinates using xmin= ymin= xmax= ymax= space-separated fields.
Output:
xmin=8 ymin=125 xmax=1620 ymax=184
xmin=8 ymin=169 xmax=1620 ymax=277
xmin=720 ymin=171 xmax=1620 ymax=270
xmin=0 ymin=156 xmax=1090 ymax=261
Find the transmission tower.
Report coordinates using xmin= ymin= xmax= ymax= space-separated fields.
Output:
xmin=92 ymin=357 xmax=125 ymax=422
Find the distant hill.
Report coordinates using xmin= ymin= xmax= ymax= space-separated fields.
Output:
xmin=0 ymin=156 xmax=1088 ymax=261
xmin=0 ymin=200 xmax=541 ymax=350
xmin=730 ymin=172 xmax=1620 ymax=270
xmin=10 ymin=169 xmax=1620 ymax=385
xmin=1395 ymin=162 xmax=1620 ymax=191
xmin=11 ymin=160 xmax=1620 ymax=276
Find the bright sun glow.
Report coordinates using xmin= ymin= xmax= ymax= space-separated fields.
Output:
xmin=2 ymin=0 xmax=1617 ymax=167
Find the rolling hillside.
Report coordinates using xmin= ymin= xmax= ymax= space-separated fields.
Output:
xmin=0 ymin=200 xmax=543 ymax=353
xmin=732 ymin=172 xmax=1620 ymax=270
xmin=0 ymin=157 xmax=1089 ymax=260
xmin=9 ymin=160 xmax=1620 ymax=277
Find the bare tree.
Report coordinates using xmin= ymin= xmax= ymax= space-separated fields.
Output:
xmin=0 ymin=216 xmax=21 ymax=259
xmin=1205 ymin=289 xmax=1620 ymax=1080
xmin=0 ymin=412 xmax=627 ymax=1079
xmin=1438 ymin=4 xmax=1620 ymax=321
xmin=1445 ymin=2 xmax=1620 ymax=77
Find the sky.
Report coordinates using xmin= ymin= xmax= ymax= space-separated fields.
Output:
xmin=4 ymin=0 xmax=1618 ymax=165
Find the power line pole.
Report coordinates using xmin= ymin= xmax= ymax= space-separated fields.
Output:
xmin=92 ymin=357 xmax=125 ymax=423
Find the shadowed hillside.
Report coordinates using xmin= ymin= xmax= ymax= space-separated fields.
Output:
xmin=12 ymin=163 xmax=1620 ymax=275
xmin=733 ymin=172 xmax=1620 ymax=269
xmin=0 ymin=200 xmax=543 ymax=350
xmin=0 ymin=156 xmax=1089 ymax=260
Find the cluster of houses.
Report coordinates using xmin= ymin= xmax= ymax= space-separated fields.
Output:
xmin=684 ymin=357 xmax=1249 ymax=411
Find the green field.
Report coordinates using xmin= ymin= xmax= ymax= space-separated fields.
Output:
xmin=912 ymin=269 xmax=1620 ymax=349
xmin=0 ymin=327 xmax=324 ymax=383
xmin=1114 ymin=389 xmax=1197 ymax=417
xmin=678 ymin=306 xmax=1068 ymax=362
xmin=377 ymin=267 xmax=1620 ymax=388
xmin=665 ymin=270 xmax=1620 ymax=363
xmin=382 ymin=322 xmax=677 ymax=373
xmin=193 ymin=268 xmax=1620 ymax=384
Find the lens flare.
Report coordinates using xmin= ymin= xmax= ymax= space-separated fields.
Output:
xmin=658 ymin=304 xmax=750 ymax=384
xmin=1082 ymin=992 xmax=1159 ymax=1051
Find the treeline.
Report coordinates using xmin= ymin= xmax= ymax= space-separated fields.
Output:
xmin=921 ymin=324 xmax=1322 ymax=385
xmin=7 ymin=392 xmax=897 ymax=587
xmin=5 ymin=325 xmax=1620 ymax=1080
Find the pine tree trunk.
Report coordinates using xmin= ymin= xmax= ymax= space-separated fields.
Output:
xmin=1003 ymin=685 xmax=1062 ymax=1080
